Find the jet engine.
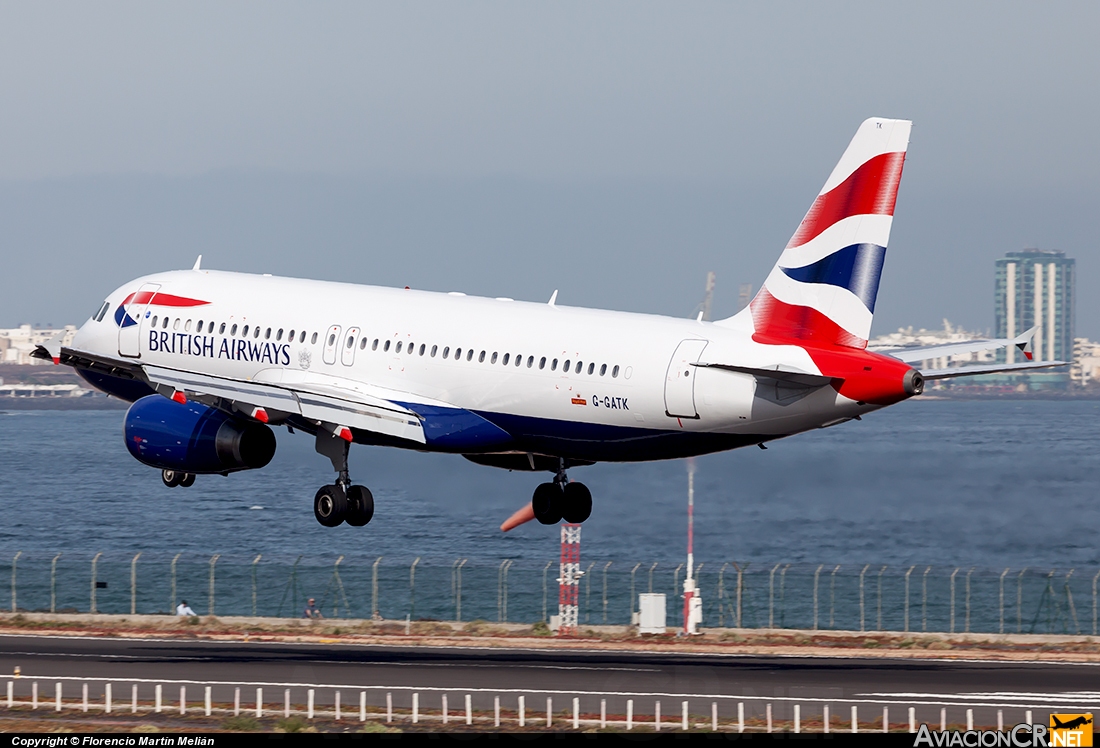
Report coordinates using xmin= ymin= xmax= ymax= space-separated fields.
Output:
xmin=124 ymin=394 xmax=276 ymax=474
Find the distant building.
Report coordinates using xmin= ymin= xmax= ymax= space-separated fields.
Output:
xmin=1071 ymin=338 xmax=1100 ymax=385
xmin=0 ymin=324 xmax=77 ymax=365
xmin=994 ymin=249 xmax=1075 ymax=365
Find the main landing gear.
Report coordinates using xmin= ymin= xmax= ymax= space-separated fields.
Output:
xmin=161 ymin=469 xmax=196 ymax=488
xmin=313 ymin=428 xmax=374 ymax=528
xmin=531 ymin=460 xmax=592 ymax=525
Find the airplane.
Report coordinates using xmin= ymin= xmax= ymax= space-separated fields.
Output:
xmin=1051 ymin=715 xmax=1093 ymax=731
xmin=36 ymin=117 xmax=1064 ymax=532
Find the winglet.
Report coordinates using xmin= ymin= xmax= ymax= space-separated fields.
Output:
xmin=1014 ymin=325 xmax=1039 ymax=361
xmin=192 ymin=255 xmax=203 ymax=271
xmin=37 ymin=331 xmax=65 ymax=365
xmin=548 ymin=289 xmax=558 ymax=307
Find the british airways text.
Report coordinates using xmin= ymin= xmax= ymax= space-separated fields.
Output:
xmin=149 ymin=332 xmax=291 ymax=365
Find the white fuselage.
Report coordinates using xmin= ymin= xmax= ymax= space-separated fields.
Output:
xmin=72 ymin=269 xmax=873 ymax=463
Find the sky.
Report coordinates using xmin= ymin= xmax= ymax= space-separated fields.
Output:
xmin=1 ymin=2 xmax=1098 ymax=336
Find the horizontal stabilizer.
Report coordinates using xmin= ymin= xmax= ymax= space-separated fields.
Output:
xmin=919 ymin=359 xmax=1066 ymax=380
xmin=694 ymin=362 xmax=836 ymax=387
xmin=876 ymin=326 xmax=1040 ymax=364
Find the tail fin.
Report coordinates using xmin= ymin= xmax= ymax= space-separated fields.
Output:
xmin=735 ymin=117 xmax=912 ymax=349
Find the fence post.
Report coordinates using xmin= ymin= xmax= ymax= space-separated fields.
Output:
xmin=877 ymin=566 xmax=887 ymax=631
xmin=10 ymin=551 xmax=20 ymax=613
xmin=965 ymin=568 xmax=974 ymax=633
xmin=50 ymin=553 xmax=61 ymax=614
xmin=830 ymin=565 xmax=840 ymax=629
xmin=736 ymin=563 xmax=744 ymax=628
xmin=813 ymin=564 xmax=823 ymax=631
xmin=718 ymin=563 xmax=728 ymax=627
xmin=208 ymin=554 xmax=220 ymax=616
xmin=1065 ymin=569 xmax=1080 ymax=634
xmin=456 ymin=559 xmax=466 ymax=622
xmin=779 ymin=563 xmax=790 ymax=628
xmin=674 ymin=563 xmax=683 ymax=602
xmin=629 ymin=563 xmax=640 ymax=622
xmin=409 ymin=557 xmax=420 ymax=621
xmin=950 ymin=568 xmax=959 ymax=633
xmin=1017 ymin=568 xmax=1027 ymax=633
xmin=498 ymin=560 xmax=508 ymax=622
xmin=1093 ymin=569 xmax=1099 ymax=636
xmin=904 ymin=566 xmax=915 ymax=633
xmin=505 ymin=560 xmax=514 ymax=622
xmin=999 ymin=568 xmax=1010 ymax=634
xmin=922 ymin=567 xmax=931 ymax=632
xmin=170 ymin=553 xmax=181 ymax=614
xmin=251 ymin=555 xmax=262 ymax=617
xmin=769 ymin=563 xmax=780 ymax=628
xmin=859 ymin=564 xmax=869 ymax=632
xmin=648 ymin=562 xmax=658 ymax=594
xmin=130 ymin=553 xmax=141 ymax=615
xmin=583 ymin=561 xmax=594 ymax=624
xmin=372 ymin=556 xmax=383 ymax=620
xmin=602 ymin=561 xmax=611 ymax=624
xmin=90 ymin=552 xmax=102 ymax=614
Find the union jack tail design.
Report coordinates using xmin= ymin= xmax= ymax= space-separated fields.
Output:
xmin=748 ymin=117 xmax=911 ymax=349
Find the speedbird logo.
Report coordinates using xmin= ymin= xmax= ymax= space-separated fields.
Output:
xmin=113 ymin=291 xmax=210 ymax=328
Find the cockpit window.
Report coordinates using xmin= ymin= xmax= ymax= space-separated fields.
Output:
xmin=93 ymin=301 xmax=110 ymax=322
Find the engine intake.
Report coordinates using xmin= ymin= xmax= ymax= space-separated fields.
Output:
xmin=124 ymin=394 xmax=276 ymax=474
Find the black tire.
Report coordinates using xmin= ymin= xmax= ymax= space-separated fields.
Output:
xmin=532 ymin=482 xmax=563 ymax=525
xmin=345 ymin=485 xmax=375 ymax=527
xmin=161 ymin=469 xmax=182 ymax=488
xmin=314 ymin=484 xmax=348 ymax=527
xmin=179 ymin=473 xmax=196 ymax=488
xmin=561 ymin=481 xmax=593 ymax=523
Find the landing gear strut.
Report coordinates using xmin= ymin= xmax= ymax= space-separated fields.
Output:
xmin=531 ymin=459 xmax=592 ymax=525
xmin=313 ymin=427 xmax=374 ymax=528
xmin=162 ymin=469 xmax=196 ymax=488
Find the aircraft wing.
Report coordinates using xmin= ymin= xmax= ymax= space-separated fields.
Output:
xmin=142 ymin=365 xmax=427 ymax=444
xmin=874 ymin=326 xmax=1039 ymax=364
xmin=919 ymin=360 xmax=1067 ymax=380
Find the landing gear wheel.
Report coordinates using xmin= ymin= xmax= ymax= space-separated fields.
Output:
xmin=161 ymin=469 xmax=182 ymax=488
xmin=345 ymin=485 xmax=375 ymax=527
xmin=561 ymin=482 xmax=592 ymax=523
xmin=314 ymin=484 xmax=348 ymax=527
xmin=532 ymin=482 xmax=563 ymax=525
xmin=179 ymin=473 xmax=196 ymax=488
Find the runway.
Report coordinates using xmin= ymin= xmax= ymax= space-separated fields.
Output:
xmin=1 ymin=634 xmax=1097 ymax=728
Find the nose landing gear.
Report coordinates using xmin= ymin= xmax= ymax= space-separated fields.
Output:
xmin=161 ymin=469 xmax=196 ymax=488
xmin=531 ymin=460 xmax=592 ymax=525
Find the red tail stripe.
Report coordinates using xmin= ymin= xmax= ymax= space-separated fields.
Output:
xmin=750 ymin=288 xmax=866 ymax=350
xmin=787 ymin=151 xmax=906 ymax=249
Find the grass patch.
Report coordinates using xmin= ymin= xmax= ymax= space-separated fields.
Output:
xmin=223 ymin=716 xmax=260 ymax=731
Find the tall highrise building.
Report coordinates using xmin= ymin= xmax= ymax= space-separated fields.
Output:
xmin=994 ymin=249 xmax=1075 ymax=363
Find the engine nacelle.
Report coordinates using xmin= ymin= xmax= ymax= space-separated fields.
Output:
xmin=124 ymin=394 xmax=276 ymax=474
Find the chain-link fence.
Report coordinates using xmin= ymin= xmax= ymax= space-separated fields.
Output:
xmin=3 ymin=552 xmax=1098 ymax=636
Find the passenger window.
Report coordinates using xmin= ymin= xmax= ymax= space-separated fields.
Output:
xmin=384 ymin=340 xmax=391 ymax=352
xmin=197 ymin=320 xmax=203 ymax=331
xmin=396 ymin=341 xmax=403 ymax=353
xmin=360 ymin=337 xmax=368 ymax=350
xmin=516 ymin=354 xmax=522 ymax=367
xmin=311 ymin=332 xmax=318 ymax=344
xmin=528 ymin=356 xmax=534 ymax=368
xmin=265 ymin=328 xmax=271 ymax=340
xmin=576 ymin=361 xmax=583 ymax=374
xmin=328 ymin=332 xmax=336 ymax=347
xmin=151 ymin=316 xmax=158 ymax=328
xmin=254 ymin=326 xmax=261 ymax=338
xmin=586 ymin=362 xmax=593 ymax=375
xmin=551 ymin=359 xmax=558 ymax=371
xmin=277 ymin=328 xmax=283 ymax=341
xmin=443 ymin=347 xmax=450 ymax=359
xmin=231 ymin=324 xmax=238 ymax=336
xmin=372 ymin=339 xmax=379 ymax=350
xmin=208 ymin=322 xmax=215 ymax=333
xmin=285 ymin=329 xmax=292 ymax=341
xmin=612 ymin=365 xmax=619 ymax=378
xmin=483 ymin=351 xmax=490 ymax=363
xmin=467 ymin=349 xmax=474 ymax=361
xmin=538 ymin=357 xmax=545 ymax=369
xmin=563 ymin=359 xmax=570 ymax=372
xmin=431 ymin=345 xmax=437 ymax=357
xmin=346 ymin=335 xmax=354 ymax=349
xmin=599 ymin=363 xmax=606 ymax=376
xmin=174 ymin=319 xmax=181 ymax=331
xmin=408 ymin=342 xmax=414 ymax=354
xmin=219 ymin=323 xmax=226 ymax=334
xmin=419 ymin=344 xmax=426 ymax=356
xmin=243 ymin=325 xmax=250 ymax=337
xmin=163 ymin=317 xmax=169 ymax=329
xmin=185 ymin=320 xmax=192 ymax=332
xmin=454 ymin=347 xmax=462 ymax=359
xmin=502 ymin=353 xmax=509 ymax=365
